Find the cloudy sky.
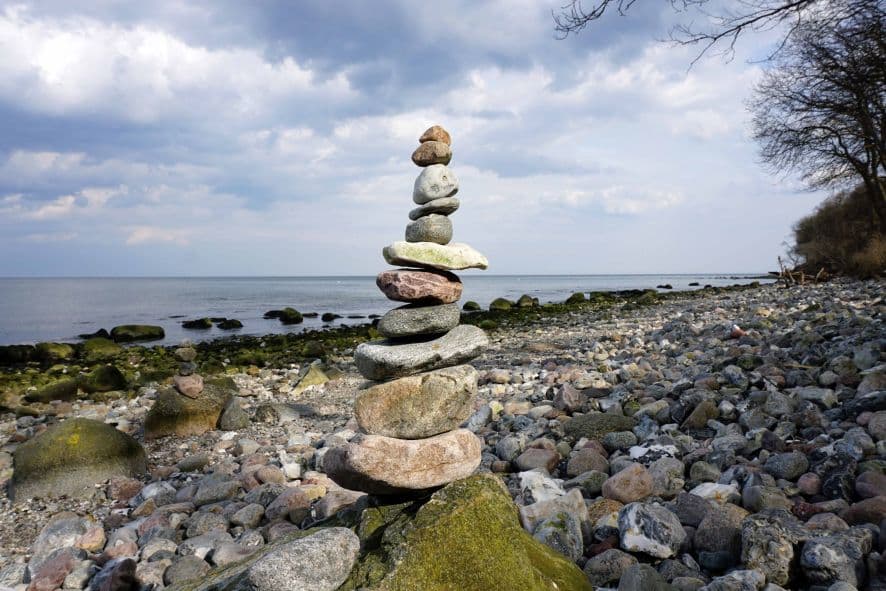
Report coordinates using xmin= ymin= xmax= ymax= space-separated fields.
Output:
xmin=0 ymin=1 xmax=825 ymax=276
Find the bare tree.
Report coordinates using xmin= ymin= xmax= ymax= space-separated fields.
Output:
xmin=554 ymin=0 xmax=879 ymax=62
xmin=749 ymin=4 xmax=886 ymax=225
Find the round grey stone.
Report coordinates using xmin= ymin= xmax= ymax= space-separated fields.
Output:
xmin=409 ymin=197 xmax=460 ymax=220
xmin=413 ymin=164 xmax=458 ymax=204
xmin=163 ymin=556 xmax=210 ymax=585
xmin=764 ymin=451 xmax=809 ymax=481
xmin=377 ymin=303 xmax=460 ymax=338
xmin=405 ymin=214 xmax=452 ymax=245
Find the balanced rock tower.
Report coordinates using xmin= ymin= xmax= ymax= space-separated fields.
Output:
xmin=326 ymin=125 xmax=489 ymax=494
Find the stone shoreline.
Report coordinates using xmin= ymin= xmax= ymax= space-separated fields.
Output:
xmin=0 ymin=278 xmax=883 ymax=590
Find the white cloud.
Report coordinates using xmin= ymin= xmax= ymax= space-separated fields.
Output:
xmin=27 ymin=194 xmax=76 ymax=219
xmin=0 ymin=5 xmax=356 ymax=123
xmin=125 ymin=226 xmax=190 ymax=246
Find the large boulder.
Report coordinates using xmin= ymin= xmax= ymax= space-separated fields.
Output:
xmin=340 ymin=474 xmax=593 ymax=590
xmin=10 ymin=418 xmax=146 ymax=501
xmin=24 ymin=378 xmax=80 ymax=403
xmin=34 ymin=342 xmax=76 ymax=362
xmin=80 ymin=364 xmax=127 ymax=393
xmin=81 ymin=337 xmax=122 ymax=362
xmin=145 ymin=382 xmax=233 ymax=439
xmin=110 ymin=325 xmax=165 ymax=343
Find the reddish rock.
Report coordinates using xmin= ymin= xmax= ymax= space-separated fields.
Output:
xmin=566 ymin=448 xmax=609 ymax=477
xmin=840 ymin=496 xmax=886 ymax=525
xmin=107 ymin=477 xmax=143 ymax=502
xmin=174 ymin=374 xmax=204 ymax=398
xmin=602 ymin=463 xmax=654 ymax=504
xmin=857 ymin=472 xmax=886 ymax=499
xmin=419 ymin=125 xmax=451 ymax=145
xmin=28 ymin=549 xmax=77 ymax=591
xmin=265 ymin=487 xmax=312 ymax=522
xmin=411 ymin=141 xmax=452 ymax=166
xmin=797 ymin=472 xmax=821 ymax=496
xmin=376 ymin=269 xmax=462 ymax=304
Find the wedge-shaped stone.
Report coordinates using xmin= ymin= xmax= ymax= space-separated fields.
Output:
xmin=411 ymin=141 xmax=451 ymax=166
xmin=377 ymin=303 xmax=460 ymax=338
xmin=356 ymin=365 xmax=477 ymax=439
xmin=409 ymin=197 xmax=460 ymax=220
xmin=354 ymin=324 xmax=488 ymax=381
xmin=383 ymin=241 xmax=488 ymax=271
xmin=324 ymin=429 xmax=481 ymax=494
xmin=376 ymin=269 xmax=462 ymax=304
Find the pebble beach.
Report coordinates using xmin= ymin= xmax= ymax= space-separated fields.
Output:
xmin=0 ymin=278 xmax=883 ymax=590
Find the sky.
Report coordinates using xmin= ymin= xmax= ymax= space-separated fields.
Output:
xmin=0 ymin=1 xmax=827 ymax=276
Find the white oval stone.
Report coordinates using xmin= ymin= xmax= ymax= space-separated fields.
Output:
xmin=413 ymin=164 xmax=459 ymax=204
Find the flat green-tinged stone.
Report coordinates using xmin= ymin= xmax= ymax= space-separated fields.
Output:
xmin=383 ymin=242 xmax=488 ymax=272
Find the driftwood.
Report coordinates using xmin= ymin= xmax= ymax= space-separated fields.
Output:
xmin=777 ymin=256 xmax=829 ymax=287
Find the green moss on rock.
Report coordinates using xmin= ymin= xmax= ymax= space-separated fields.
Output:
xmin=489 ymin=298 xmax=513 ymax=312
xmin=565 ymin=292 xmax=586 ymax=305
xmin=563 ymin=412 xmax=636 ymax=440
xmin=279 ymin=307 xmax=304 ymax=325
xmin=144 ymin=384 xmax=232 ymax=439
xmin=35 ymin=342 xmax=76 ymax=362
xmin=462 ymin=301 xmax=481 ymax=312
xmin=341 ymin=474 xmax=593 ymax=591
xmin=80 ymin=365 xmax=127 ymax=393
xmin=24 ymin=378 xmax=80 ymax=403
xmin=110 ymin=324 xmax=165 ymax=343
xmin=11 ymin=417 xmax=146 ymax=501
xmin=82 ymin=338 xmax=122 ymax=363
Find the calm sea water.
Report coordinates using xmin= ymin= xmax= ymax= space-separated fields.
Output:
xmin=0 ymin=275 xmax=771 ymax=346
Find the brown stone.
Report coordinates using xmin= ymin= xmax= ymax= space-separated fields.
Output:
xmin=355 ymin=365 xmax=477 ymax=439
xmin=601 ymin=463 xmax=654 ymax=504
xmin=514 ymin=448 xmax=560 ymax=473
xmin=840 ymin=495 xmax=886 ymax=525
xmin=174 ymin=374 xmax=204 ymax=398
xmin=419 ymin=125 xmax=451 ymax=145
xmin=682 ymin=399 xmax=719 ymax=430
xmin=376 ymin=269 xmax=462 ymax=304
xmin=411 ymin=141 xmax=452 ymax=166
xmin=857 ymin=471 xmax=886 ymax=499
xmin=324 ymin=429 xmax=481 ymax=494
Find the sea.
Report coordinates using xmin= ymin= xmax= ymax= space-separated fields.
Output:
xmin=0 ymin=274 xmax=772 ymax=346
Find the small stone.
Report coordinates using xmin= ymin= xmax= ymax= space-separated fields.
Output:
xmin=238 ymin=528 xmax=360 ymax=591
xmin=210 ymin=542 xmax=256 ymax=567
xmin=409 ymin=197 xmax=460 ymax=220
xmin=376 ymin=269 xmax=462 ymax=304
xmin=177 ymin=453 xmax=210 ymax=472
xmin=354 ymin=324 xmax=488 ymax=381
xmin=514 ymin=448 xmax=559 ymax=473
xmin=174 ymin=347 xmax=198 ymax=362
xmin=174 ymin=374 xmax=204 ymax=398
xmin=856 ymin=471 xmax=886 ymax=499
xmin=265 ymin=487 xmax=312 ymax=522
xmin=163 ymin=556 xmax=210 ymax=585
xmin=800 ymin=528 xmax=873 ymax=587
xmin=324 ymin=429 xmax=481 ymax=494
xmin=194 ymin=479 xmax=241 ymax=506
xmin=868 ymin=411 xmax=886 ymax=441
xmin=377 ymin=303 xmax=461 ymax=338
xmin=218 ymin=397 xmax=250 ymax=431
xmin=602 ymin=463 xmax=654 ymax=504
xmin=583 ymin=548 xmax=638 ymax=587
xmin=839 ymin=496 xmax=886 ymax=525
xmin=682 ymin=400 xmax=719 ymax=430
xmin=355 ymin=365 xmax=477 ymax=439
xmin=231 ymin=504 xmax=265 ymax=529
xmin=419 ymin=125 xmax=451 ymax=145
xmin=533 ymin=511 xmax=584 ymax=561
xmin=413 ymin=164 xmax=459 ymax=204
xmin=405 ymin=214 xmax=453 ymax=245
xmin=618 ymin=502 xmax=686 ymax=559
xmin=566 ymin=448 xmax=609 ymax=477
xmin=764 ymin=452 xmax=809 ymax=481
xmin=617 ymin=563 xmax=673 ymax=590
xmin=383 ymin=241 xmax=488 ymax=271
xmin=411 ymin=140 xmax=452 ymax=166
xmin=694 ymin=503 xmax=749 ymax=558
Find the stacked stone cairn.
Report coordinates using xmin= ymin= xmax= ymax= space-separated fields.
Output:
xmin=173 ymin=343 xmax=203 ymax=398
xmin=326 ymin=125 xmax=490 ymax=495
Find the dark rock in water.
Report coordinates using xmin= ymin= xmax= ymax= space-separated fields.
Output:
xmin=302 ymin=312 xmax=319 ymax=318
xmin=517 ymin=294 xmax=539 ymax=308
xmin=11 ymin=418 xmax=147 ymax=501
xmin=278 ymin=308 xmax=303 ymax=325
xmin=110 ymin=325 xmax=165 ymax=343
xmin=77 ymin=328 xmax=110 ymax=340
xmin=689 ymin=282 xmax=700 ymax=286
xmin=0 ymin=344 xmax=36 ymax=365
xmin=565 ymin=292 xmax=587 ymax=304
xmin=462 ymin=301 xmax=481 ymax=311
xmin=322 ymin=313 xmax=341 ymax=322
xmin=656 ymin=284 xmax=673 ymax=289
xmin=347 ymin=315 xmax=365 ymax=319
xmin=25 ymin=378 xmax=80 ymax=403
xmin=182 ymin=318 xmax=213 ymax=329
xmin=489 ymin=297 xmax=514 ymax=311
xmin=264 ymin=309 xmax=284 ymax=319
xmin=80 ymin=364 xmax=127 ymax=393
xmin=216 ymin=318 xmax=243 ymax=329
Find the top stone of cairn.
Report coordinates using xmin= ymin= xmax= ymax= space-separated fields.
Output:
xmin=419 ymin=125 xmax=451 ymax=145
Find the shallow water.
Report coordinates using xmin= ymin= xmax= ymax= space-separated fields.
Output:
xmin=0 ymin=274 xmax=772 ymax=345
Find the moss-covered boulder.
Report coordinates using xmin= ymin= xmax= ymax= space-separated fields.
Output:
xmin=0 ymin=344 xmax=36 ymax=365
xmin=182 ymin=318 xmax=213 ymax=330
xmin=279 ymin=307 xmax=304 ymax=325
xmin=564 ymin=412 xmax=637 ymax=440
xmin=341 ymin=474 xmax=593 ymax=590
xmin=80 ymin=365 xmax=127 ymax=393
xmin=216 ymin=318 xmax=243 ymax=329
xmin=82 ymin=338 xmax=122 ymax=363
xmin=517 ymin=294 xmax=538 ymax=308
xmin=462 ymin=301 xmax=481 ymax=312
xmin=24 ymin=378 xmax=80 ymax=403
xmin=144 ymin=383 xmax=233 ymax=439
xmin=110 ymin=325 xmax=165 ymax=343
xmin=292 ymin=364 xmax=329 ymax=395
xmin=565 ymin=292 xmax=586 ymax=305
xmin=489 ymin=298 xmax=513 ymax=312
xmin=35 ymin=342 xmax=76 ymax=362
xmin=10 ymin=418 xmax=146 ymax=501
